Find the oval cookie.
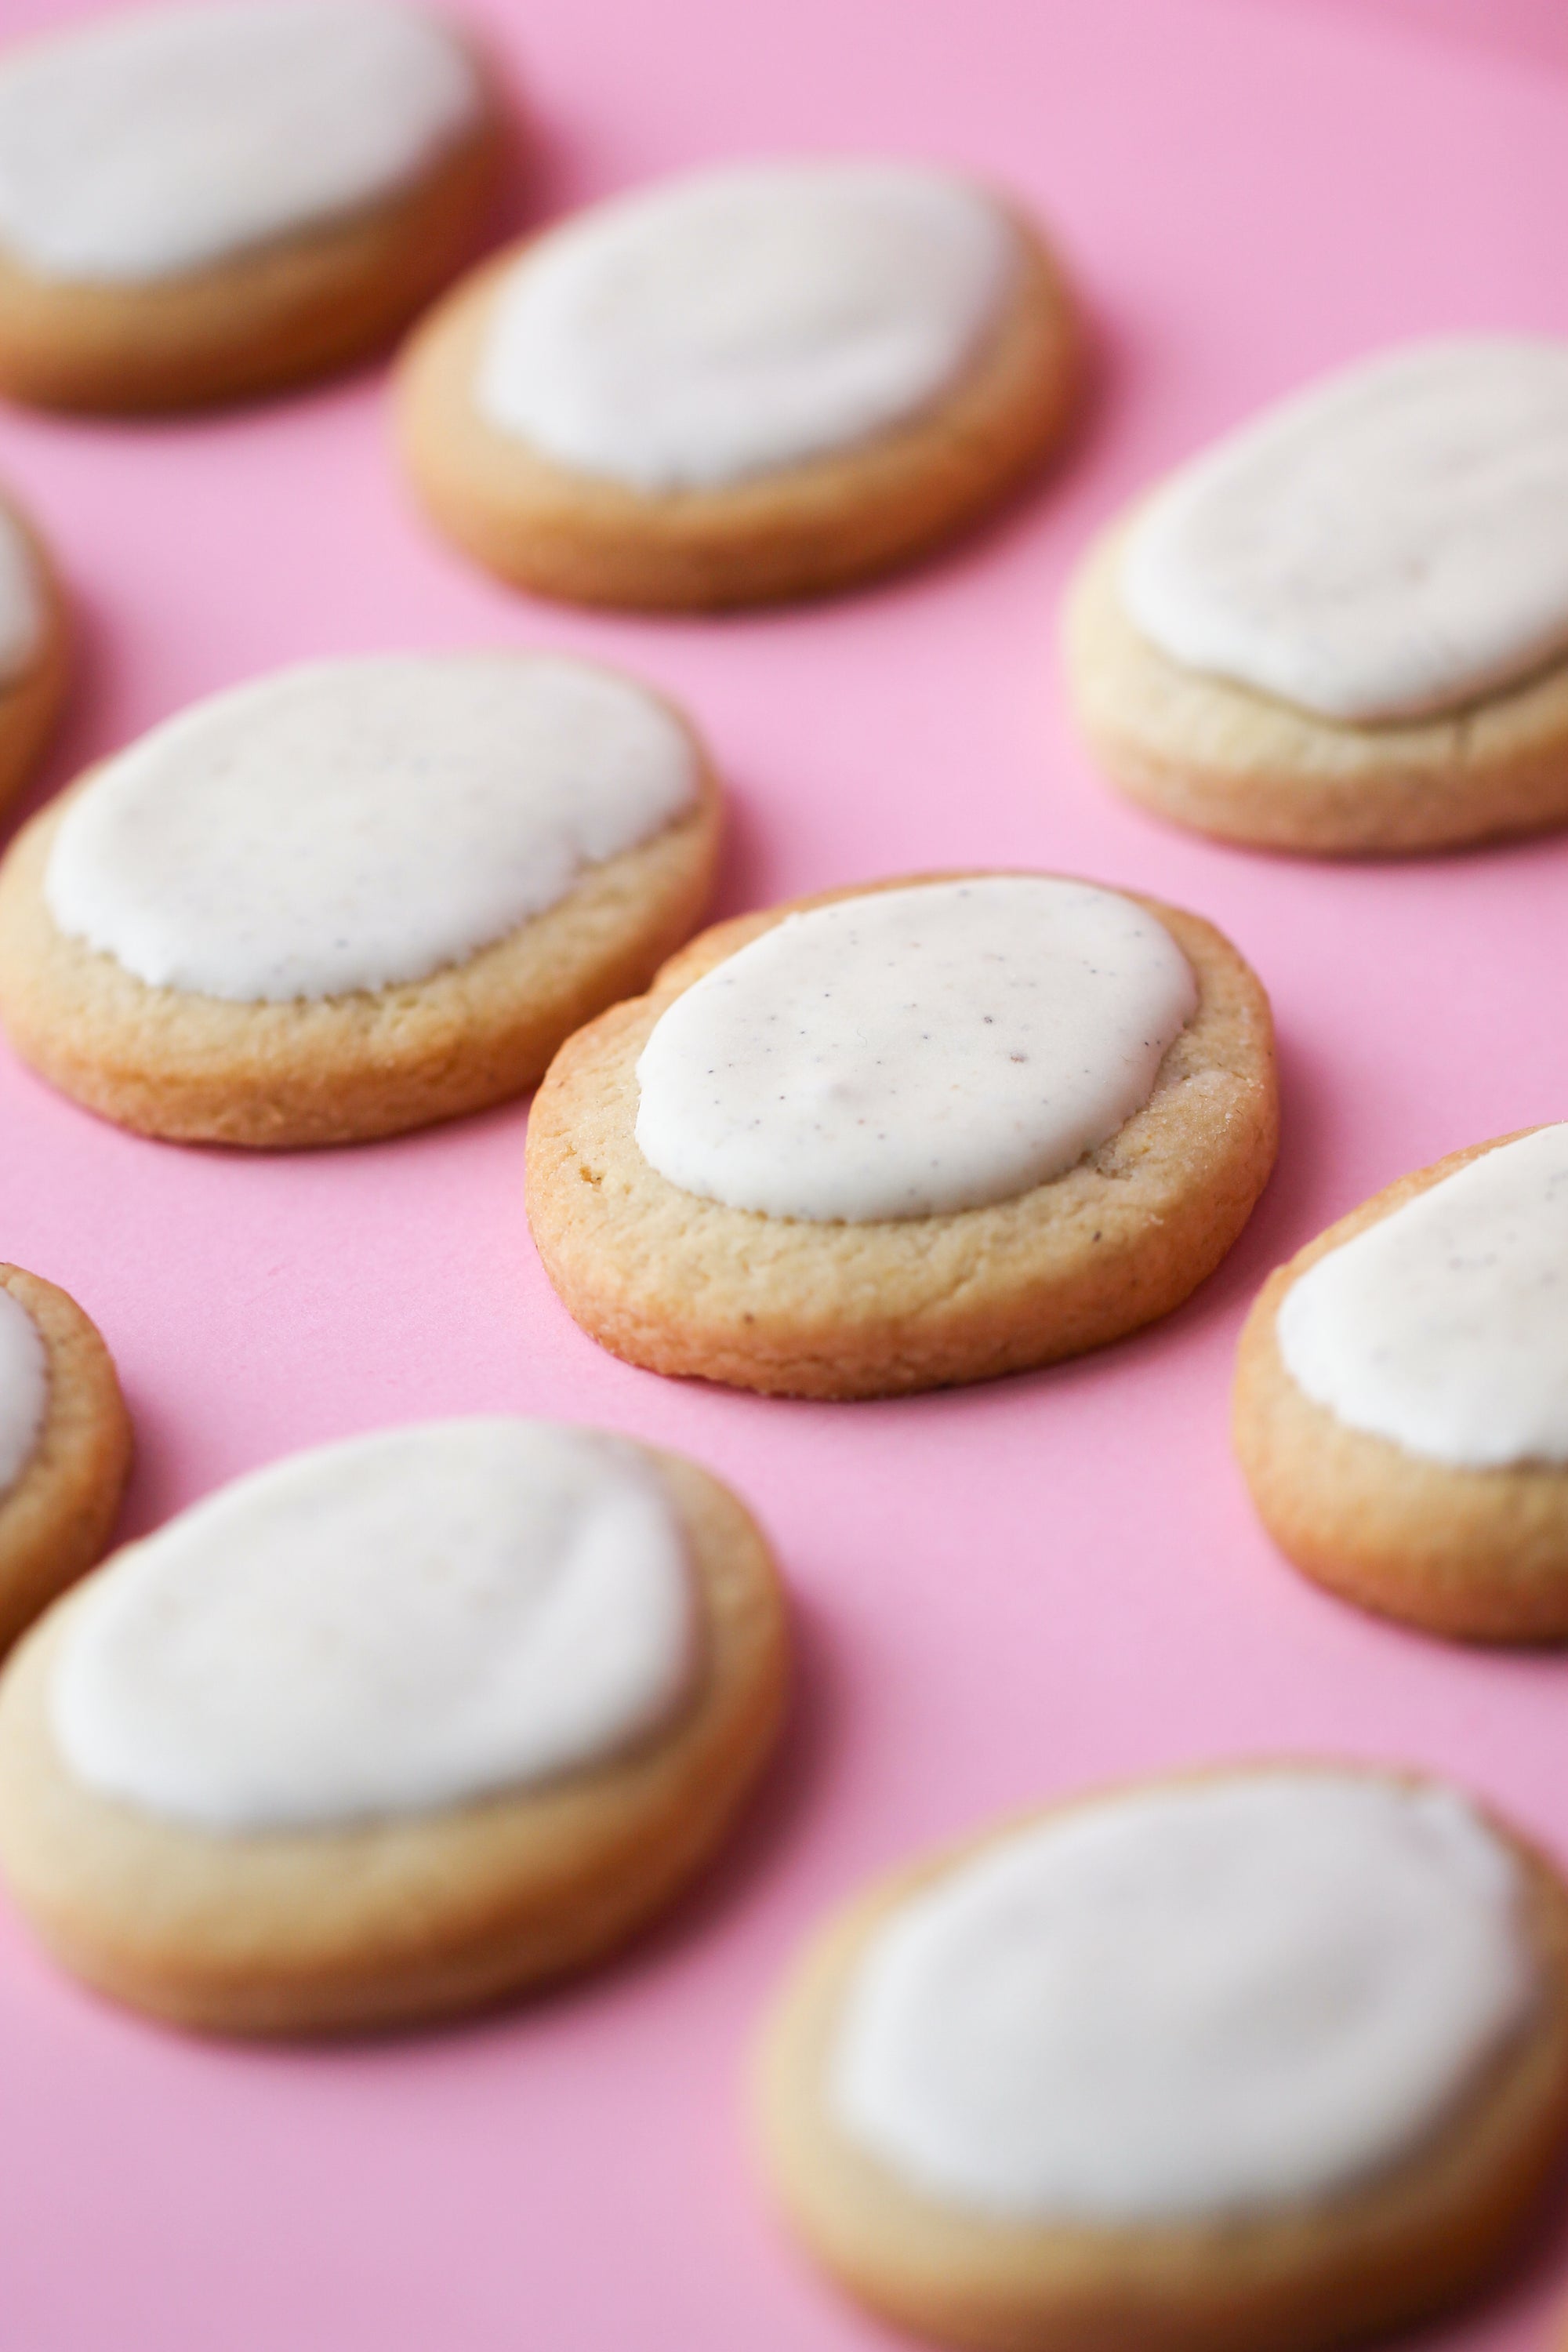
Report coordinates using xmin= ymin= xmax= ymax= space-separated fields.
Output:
xmin=0 ymin=482 xmax=66 ymax=816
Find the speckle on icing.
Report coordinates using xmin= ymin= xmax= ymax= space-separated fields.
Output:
xmin=633 ymin=877 xmax=1197 ymax=1222
xmin=476 ymin=161 xmax=1021 ymax=492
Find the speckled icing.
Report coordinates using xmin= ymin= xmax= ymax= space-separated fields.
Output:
xmin=0 ymin=503 xmax=44 ymax=688
xmin=43 ymin=653 xmax=699 ymax=1003
xmin=50 ymin=1420 xmax=700 ymax=1829
xmin=633 ymin=878 xmax=1197 ymax=1222
xmin=1278 ymin=1125 xmax=1568 ymax=1469
xmin=0 ymin=2 xmax=482 ymax=285
xmin=829 ymin=1773 xmax=1537 ymax=2222
xmin=1123 ymin=339 xmax=1568 ymax=724
xmin=0 ymin=1286 xmax=47 ymax=1502
xmin=476 ymin=161 xmax=1021 ymax=492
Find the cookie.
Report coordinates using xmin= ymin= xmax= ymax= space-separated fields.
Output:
xmin=525 ymin=873 xmax=1277 ymax=1399
xmin=759 ymin=1764 xmax=1568 ymax=2352
xmin=397 ymin=160 xmax=1080 ymax=611
xmin=0 ymin=484 xmax=67 ymax=816
xmin=1065 ymin=339 xmax=1568 ymax=855
xmin=0 ymin=1265 xmax=130 ymax=1659
xmin=0 ymin=2 xmax=503 ymax=412
xmin=0 ymin=651 xmax=721 ymax=1148
xmin=0 ymin=1417 xmax=788 ymax=2036
xmin=1235 ymin=1125 xmax=1568 ymax=1642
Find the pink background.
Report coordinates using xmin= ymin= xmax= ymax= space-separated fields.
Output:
xmin=1 ymin=0 xmax=1566 ymax=2344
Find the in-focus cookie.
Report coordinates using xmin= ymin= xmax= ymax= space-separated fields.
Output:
xmin=0 ymin=651 xmax=721 ymax=1147
xmin=0 ymin=484 xmax=67 ymax=815
xmin=0 ymin=1264 xmax=130 ymax=1657
xmin=397 ymin=160 xmax=1080 ymax=611
xmin=1236 ymin=1124 xmax=1568 ymax=1642
xmin=1065 ymin=339 xmax=1568 ymax=855
xmin=525 ymin=873 xmax=1277 ymax=1399
xmin=0 ymin=1417 xmax=788 ymax=2035
xmin=0 ymin=1 xmax=503 ymax=412
xmin=760 ymin=1764 xmax=1568 ymax=2352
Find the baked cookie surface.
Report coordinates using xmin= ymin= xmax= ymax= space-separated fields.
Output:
xmin=524 ymin=873 xmax=1277 ymax=1399
xmin=0 ymin=1265 xmax=130 ymax=1659
xmin=397 ymin=161 xmax=1080 ymax=611
xmin=0 ymin=1 xmax=503 ymax=412
xmin=0 ymin=485 xmax=67 ymax=818
xmin=1235 ymin=1126 xmax=1568 ymax=1642
xmin=0 ymin=652 xmax=721 ymax=1148
xmin=0 ymin=1420 xmax=788 ymax=2036
xmin=759 ymin=1765 xmax=1568 ymax=2352
xmin=1065 ymin=340 xmax=1568 ymax=855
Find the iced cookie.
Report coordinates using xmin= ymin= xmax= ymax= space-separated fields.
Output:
xmin=1065 ymin=339 xmax=1568 ymax=855
xmin=0 ymin=1417 xmax=788 ymax=2035
xmin=397 ymin=160 xmax=1080 ymax=611
xmin=0 ymin=1 xmax=503 ymax=412
xmin=0 ymin=485 xmax=67 ymax=815
xmin=760 ymin=1765 xmax=1568 ymax=2352
xmin=0 ymin=1265 xmax=130 ymax=1658
xmin=525 ymin=873 xmax=1277 ymax=1399
xmin=1236 ymin=1125 xmax=1568 ymax=1642
xmin=0 ymin=651 xmax=720 ymax=1147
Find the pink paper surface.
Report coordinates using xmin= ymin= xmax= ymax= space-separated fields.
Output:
xmin=1 ymin=1 xmax=1566 ymax=2345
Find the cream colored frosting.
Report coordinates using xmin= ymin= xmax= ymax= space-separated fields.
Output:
xmin=829 ymin=1773 xmax=1536 ymax=2222
xmin=633 ymin=878 xmax=1196 ymax=1223
xmin=476 ymin=161 xmax=1021 ymax=492
xmin=51 ymin=1420 xmax=700 ymax=1829
xmin=0 ymin=1287 xmax=47 ymax=1502
xmin=44 ymin=653 xmax=699 ymax=1004
xmin=1122 ymin=339 xmax=1568 ymax=724
xmin=0 ymin=504 xmax=44 ymax=688
xmin=1278 ymin=1125 xmax=1568 ymax=1469
xmin=0 ymin=2 xmax=482 ymax=285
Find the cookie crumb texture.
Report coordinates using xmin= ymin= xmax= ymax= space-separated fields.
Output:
xmin=0 ymin=1450 xmax=786 ymax=2036
xmin=396 ymin=214 xmax=1080 ymax=612
xmin=0 ymin=1266 xmax=130 ymax=1660
xmin=0 ymin=758 xmax=720 ymax=1149
xmin=758 ymin=1769 xmax=1568 ymax=2352
xmin=1066 ymin=525 xmax=1568 ymax=857
xmin=525 ymin=876 xmax=1278 ymax=1399
xmin=1235 ymin=1131 xmax=1568 ymax=1642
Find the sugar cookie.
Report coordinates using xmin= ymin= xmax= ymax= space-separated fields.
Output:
xmin=1065 ymin=340 xmax=1568 ymax=855
xmin=525 ymin=873 xmax=1277 ymax=1398
xmin=0 ymin=484 xmax=67 ymax=815
xmin=397 ymin=161 xmax=1080 ymax=611
xmin=1236 ymin=1126 xmax=1568 ymax=1641
xmin=0 ymin=1418 xmax=788 ymax=2035
xmin=0 ymin=2 xmax=503 ymax=412
xmin=0 ymin=652 xmax=720 ymax=1147
xmin=760 ymin=1765 xmax=1568 ymax=2352
xmin=0 ymin=1265 xmax=130 ymax=1659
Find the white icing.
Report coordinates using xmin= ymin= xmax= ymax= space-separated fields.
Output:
xmin=633 ymin=878 xmax=1196 ymax=1223
xmin=830 ymin=1773 xmax=1536 ymax=2223
xmin=0 ymin=2 xmax=482 ymax=285
xmin=1123 ymin=339 xmax=1568 ymax=724
xmin=0 ymin=504 xmax=44 ymax=688
xmin=43 ymin=653 xmax=699 ymax=1004
xmin=477 ymin=162 xmax=1020 ymax=492
xmin=1278 ymin=1125 xmax=1568 ymax=1469
xmin=0 ymin=1286 xmax=47 ymax=1501
xmin=50 ymin=1419 xmax=700 ymax=1830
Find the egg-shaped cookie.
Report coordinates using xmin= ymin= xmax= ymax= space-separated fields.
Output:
xmin=0 ymin=650 xmax=721 ymax=1147
xmin=760 ymin=1764 xmax=1568 ymax=2352
xmin=0 ymin=1 xmax=504 ymax=412
xmin=0 ymin=1264 xmax=130 ymax=1658
xmin=0 ymin=1417 xmax=788 ymax=2034
xmin=397 ymin=159 xmax=1080 ymax=610
xmin=1065 ymin=339 xmax=1568 ymax=855
xmin=525 ymin=873 xmax=1278 ymax=1398
xmin=0 ymin=483 xmax=66 ymax=814
xmin=1236 ymin=1124 xmax=1568 ymax=1641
